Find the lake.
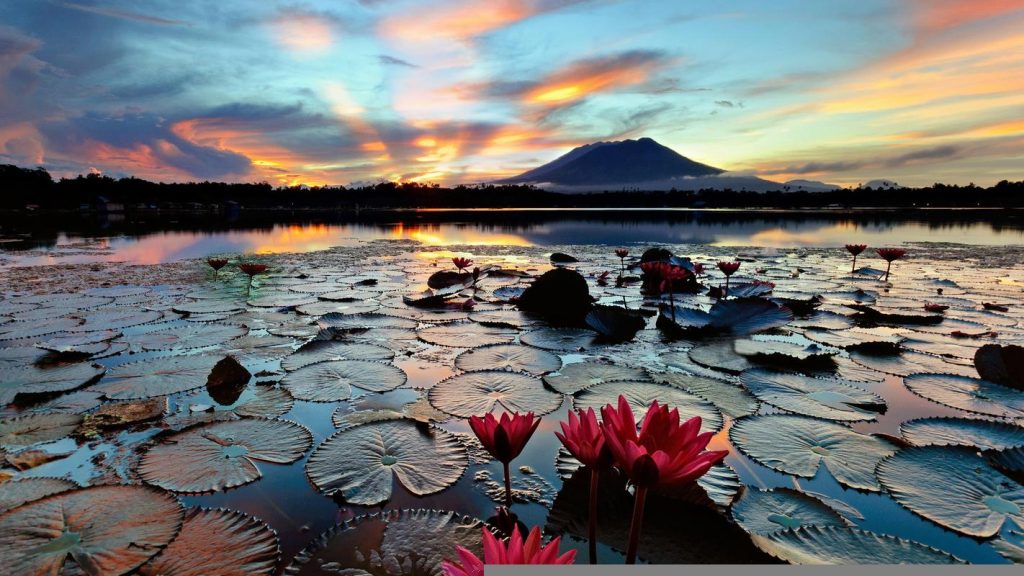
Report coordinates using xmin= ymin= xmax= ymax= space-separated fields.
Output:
xmin=2 ymin=208 xmax=1024 ymax=267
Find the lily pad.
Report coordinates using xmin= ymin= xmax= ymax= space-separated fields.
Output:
xmin=543 ymin=362 xmax=651 ymax=395
xmin=574 ymin=381 xmax=723 ymax=433
xmin=286 ymin=509 xmax=484 ymax=576
xmin=282 ymin=341 xmax=394 ymax=371
xmin=429 ymin=370 xmax=562 ymax=417
xmin=0 ymin=413 xmax=83 ymax=449
xmin=520 ymin=327 xmax=600 ymax=351
xmin=0 ymin=317 xmax=82 ymax=340
xmin=687 ymin=340 xmax=753 ymax=374
xmin=280 ymin=361 xmax=408 ymax=402
xmin=139 ymin=418 xmax=312 ymax=493
xmin=139 ymin=508 xmax=279 ymax=576
xmin=135 ymin=323 xmax=247 ymax=351
xmin=660 ymin=298 xmax=793 ymax=336
xmin=730 ymin=414 xmax=897 ymax=491
xmin=849 ymin=350 xmax=976 ymax=377
xmin=654 ymin=371 xmax=760 ymax=418
xmin=901 ymin=417 xmax=1024 ymax=450
xmin=877 ymin=445 xmax=1024 ymax=537
xmin=454 ymin=344 xmax=562 ymax=375
xmin=94 ymin=355 xmax=222 ymax=400
xmin=732 ymin=488 xmax=849 ymax=535
xmin=296 ymin=301 xmax=380 ymax=316
xmin=0 ymin=362 xmax=105 ymax=404
xmin=416 ymin=323 xmax=516 ymax=348
xmin=318 ymin=313 xmax=417 ymax=331
xmin=173 ymin=300 xmax=246 ymax=315
xmin=903 ymin=373 xmax=1024 ymax=418
xmin=0 ymin=477 xmax=78 ymax=513
xmin=69 ymin=308 xmax=162 ymax=332
xmin=750 ymin=526 xmax=962 ymax=564
xmin=0 ymin=485 xmax=185 ymax=574
xmin=332 ymin=398 xmax=448 ymax=430
xmin=803 ymin=328 xmax=904 ymax=353
xmin=306 ymin=421 xmax=467 ymax=505
xmin=740 ymin=369 xmax=885 ymax=421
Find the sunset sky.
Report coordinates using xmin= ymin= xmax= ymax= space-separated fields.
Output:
xmin=1 ymin=0 xmax=1023 ymax=187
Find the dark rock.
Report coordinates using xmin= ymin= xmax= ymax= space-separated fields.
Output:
xmin=975 ymin=344 xmax=1024 ymax=390
xmin=206 ymin=355 xmax=251 ymax=405
xmin=641 ymin=247 xmax=673 ymax=263
xmin=550 ymin=252 xmax=579 ymax=264
xmin=517 ymin=268 xmax=592 ymax=325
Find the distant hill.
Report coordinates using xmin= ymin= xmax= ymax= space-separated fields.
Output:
xmin=501 ymin=137 xmax=799 ymax=193
xmin=863 ymin=179 xmax=902 ymax=189
xmin=785 ymin=179 xmax=841 ymax=192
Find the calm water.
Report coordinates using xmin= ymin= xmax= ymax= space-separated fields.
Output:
xmin=2 ymin=209 xmax=1023 ymax=266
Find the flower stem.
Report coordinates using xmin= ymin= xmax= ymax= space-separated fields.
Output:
xmin=851 ymin=255 xmax=857 ymax=273
xmin=588 ymin=468 xmax=599 ymax=564
xmin=669 ymin=290 xmax=675 ymax=322
xmin=625 ymin=486 xmax=648 ymax=564
xmin=724 ymin=276 xmax=730 ymax=298
xmin=502 ymin=461 xmax=512 ymax=507
xmin=884 ymin=261 xmax=892 ymax=282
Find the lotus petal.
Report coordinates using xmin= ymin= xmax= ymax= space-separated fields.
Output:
xmin=575 ymin=380 xmax=723 ymax=433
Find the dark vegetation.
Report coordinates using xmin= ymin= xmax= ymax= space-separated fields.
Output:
xmin=3 ymin=164 xmax=1024 ymax=210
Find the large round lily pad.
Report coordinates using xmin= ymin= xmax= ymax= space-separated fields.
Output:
xmin=750 ymin=526 xmax=962 ymax=564
xmin=454 ymin=344 xmax=562 ymax=376
xmin=0 ymin=412 xmax=83 ymax=449
xmin=901 ymin=417 xmax=1024 ymax=450
xmin=417 ymin=323 xmax=516 ymax=348
xmin=286 ymin=509 xmax=484 ymax=576
xmin=428 ymin=370 xmax=562 ymax=417
xmin=139 ymin=508 xmax=279 ymax=576
xmin=70 ymin=308 xmax=162 ymax=332
xmin=280 ymin=360 xmax=408 ymax=402
xmin=732 ymin=488 xmax=849 ymax=535
xmin=135 ymin=323 xmax=247 ymax=351
xmin=654 ymin=372 xmax=759 ymax=418
xmin=0 ymin=485 xmax=185 ymax=574
xmin=542 ymin=362 xmax=650 ymax=395
xmin=0 ymin=362 xmax=105 ymax=404
xmin=730 ymin=414 xmax=897 ymax=491
xmin=903 ymin=373 xmax=1024 ymax=418
xmin=0 ymin=477 xmax=78 ymax=513
xmin=849 ymin=350 xmax=976 ymax=378
xmin=520 ymin=327 xmax=600 ymax=351
xmin=281 ymin=341 xmax=394 ymax=372
xmin=574 ymin=380 xmax=723 ymax=433
xmin=139 ymin=418 xmax=312 ymax=493
xmin=877 ymin=445 xmax=1024 ymax=537
xmin=306 ymin=421 xmax=467 ymax=505
xmin=94 ymin=355 xmax=222 ymax=400
xmin=739 ymin=369 xmax=885 ymax=421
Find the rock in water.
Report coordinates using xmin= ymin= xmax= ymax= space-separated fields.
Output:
xmin=517 ymin=268 xmax=592 ymax=325
xmin=207 ymin=356 xmax=252 ymax=405
xmin=550 ymin=252 xmax=579 ymax=264
xmin=641 ymin=247 xmax=673 ymax=263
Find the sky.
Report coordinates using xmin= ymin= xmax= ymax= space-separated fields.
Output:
xmin=1 ymin=0 xmax=1022 ymax=188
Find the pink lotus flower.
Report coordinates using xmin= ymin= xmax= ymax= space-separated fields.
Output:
xmin=615 ymin=248 xmax=629 ymax=258
xmin=876 ymin=248 xmax=906 ymax=282
xmin=555 ymin=408 xmax=611 ymax=563
xmin=845 ymin=244 xmax=867 ymax=273
xmin=237 ymin=263 xmax=267 ymax=276
xmin=469 ymin=412 xmax=540 ymax=506
xmin=442 ymin=526 xmax=576 ymax=576
xmin=600 ymin=395 xmax=727 ymax=563
xmin=453 ymin=257 xmax=474 ymax=271
xmin=717 ymin=261 xmax=741 ymax=276
xmin=207 ymin=258 xmax=228 ymax=271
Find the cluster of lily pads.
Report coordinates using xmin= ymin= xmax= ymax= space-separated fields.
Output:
xmin=0 ymin=241 xmax=1022 ymax=573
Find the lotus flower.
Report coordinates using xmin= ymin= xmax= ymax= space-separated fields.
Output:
xmin=207 ymin=258 xmax=228 ymax=272
xmin=442 ymin=526 xmax=576 ymax=576
xmin=875 ymin=248 xmax=906 ymax=282
xmin=453 ymin=257 xmax=474 ymax=271
xmin=237 ymin=262 xmax=267 ymax=294
xmin=600 ymin=395 xmax=727 ymax=563
xmin=845 ymin=244 xmax=867 ymax=273
xmin=469 ymin=412 xmax=540 ymax=506
xmin=555 ymin=408 xmax=611 ymax=564
xmin=615 ymin=249 xmax=629 ymax=258
xmin=716 ymin=261 xmax=741 ymax=297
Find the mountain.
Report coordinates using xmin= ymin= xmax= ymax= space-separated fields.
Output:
xmin=499 ymin=137 xmax=815 ymax=193
xmin=785 ymin=179 xmax=841 ymax=192
xmin=863 ymin=179 xmax=902 ymax=189
xmin=501 ymin=137 xmax=723 ymax=187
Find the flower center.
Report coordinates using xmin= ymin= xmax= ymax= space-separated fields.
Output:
xmin=381 ymin=455 xmax=398 ymax=466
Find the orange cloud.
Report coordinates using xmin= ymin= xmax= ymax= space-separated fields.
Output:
xmin=912 ymin=0 xmax=1024 ymax=35
xmin=380 ymin=0 xmax=534 ymax=42
xmin=270 ymin=13 xmax=334 ymax=53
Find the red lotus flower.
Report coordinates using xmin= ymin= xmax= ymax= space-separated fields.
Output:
xmin=453 ymin=257 xmax=474 ymax=271
xmin=717 ymin=261 xmax=741 ymax=276
xmin=600 ymin=394 xmax=728 ymax=563
xmin=846 ymin=244 xmax=867 ymax=256
xmin=237 ymin=263 xmax=267 ymax=276
xmin=876 ymin=248 xmax=906 ymax=282
xmin=924 ymin=303 xmax=948 ymax=312
xmin=556 ymin=408 xmax=610 ymax=469
xmin=469 ymin=412 xmax=540 ymax=506
xmin=207 ymin=258 xmax=228 ymax=271
xmin=615 ymin=249 xmax=629 ymax=258
xmin=442 ymin=526 xmax=576 ymax=576
xmin=692 ymin=262 xmax=705 ymax=275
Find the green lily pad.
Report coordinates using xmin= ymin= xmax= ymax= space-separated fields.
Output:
xmin=280 ymin=360 xmax=408 ymax=402
xmin=429 ymin=370 xmax=562 ymax=417
xmin=139 ymin=508 xmax=279 ymax=576
xmin=454 ymin=344 xmax=562 ymax=376
xmin=740 ymin=369 xmax=885 ymax=421
xmin=732 ymin=487 xmax=849 ymax=535
xmin=901 ymin=417 xmax=1024 ymax=450
xmin=903 ymin=373 xmax=1024 ymax=418
xmin=306 ymin=421 xmax=467 ymax=505
xmin=877 ymin=445 xmax=1024 ymax=537
xmin=750 ymin=526 xmax=963 ymax=564
xmin=93 ymin=355 xmax=222 ymax=400
xmin=0 ymin=485 xmax=185 ymax=574
xmin=730 ymin=414 xmax=897 ymax=491
xmin=139 ymin=418 xmax=312 ymax=493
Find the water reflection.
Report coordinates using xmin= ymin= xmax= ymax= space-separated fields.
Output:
xmin=1 ymin=209 xmax=1022 ymax=266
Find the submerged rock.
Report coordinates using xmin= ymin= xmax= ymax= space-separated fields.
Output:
xmin=207 ymin=356 xmax=252 ymax=405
